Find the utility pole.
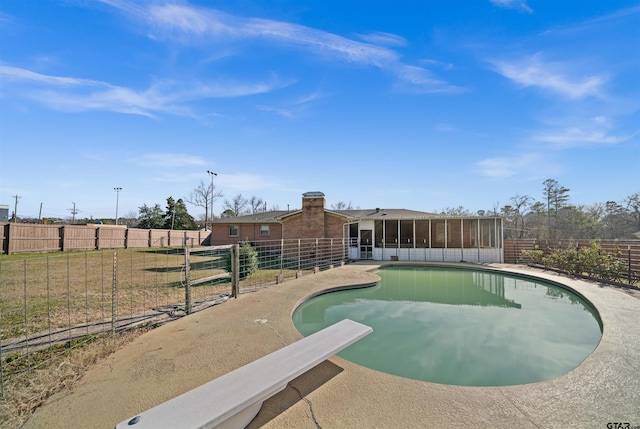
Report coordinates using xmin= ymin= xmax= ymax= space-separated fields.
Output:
xmin=38 ymin=202 xmax=43 ymax=221
xmin=12 ymin=195 xmax=20 ymax=222
xmin=69 ymin=202 xmax=79 ymax=223
xmin=206 ymin=171 xmax=217 ymax=229
xmin=114 ymin=187 xmax=122 ymax=225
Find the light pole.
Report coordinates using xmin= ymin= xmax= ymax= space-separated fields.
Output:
xmin=114 ymin=187 xmax=122 ymax=225
xmin=206 ymin=171 xmax=217 ymax=229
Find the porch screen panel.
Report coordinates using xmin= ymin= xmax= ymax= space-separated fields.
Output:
xmin=431 ymin=220 xmax=445 ymax=248
xmin=447 ymin=219 xmax=462 ymax=248
xmin=375 ymin=220 xmax=384 ymax=247
xmin=349 ymin=223 xmax=358 ymax=247
xmin=463 ymin=219 xmax=478 ymax=248
xmin=385 ymin=220 xmax=399 ymax=248
xmin=415 ymin=220 xmax=429 ymax=248
xmin=400 ymin=220 xmax=413 ymax=248
xmin=480 ymin=219 xmax=495 ymax=247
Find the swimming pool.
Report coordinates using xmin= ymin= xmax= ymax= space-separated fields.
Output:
xmin=292 ymin=266 xmax=603 ymax=386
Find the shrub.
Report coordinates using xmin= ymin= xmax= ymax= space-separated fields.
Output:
xmin=224 ymin=243 xmax=258 ymax=280
xmin=521 ymin=241 xmax=628 ymax=283
xmin=520 ymin=247 xmax=544 ymax=265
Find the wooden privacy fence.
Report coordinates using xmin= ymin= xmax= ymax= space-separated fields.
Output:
xmin=0 ymin=223 xmax=208 ymax=254
xmin=504 ymin=239 xmax=640 ymax=279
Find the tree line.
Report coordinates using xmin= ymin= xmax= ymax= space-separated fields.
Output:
xmin=440 ymin=179 xmax=639 ymax=240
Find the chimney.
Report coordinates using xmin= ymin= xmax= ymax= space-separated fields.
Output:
xmin=301 ymin=192 xmax=326 ymax=237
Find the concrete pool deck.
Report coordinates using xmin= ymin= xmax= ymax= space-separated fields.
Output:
xmin=23 ymin=262 xmax=640 ymax=429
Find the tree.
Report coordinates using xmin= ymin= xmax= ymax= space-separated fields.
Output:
xmin=248 ymin=195 xmax=265 ymax=214
xmin=500 ymin=205 xmax=516 ymax=239
xmin=625 ymin=193 xmax=640 ymax=233
xmin=163 ymin=197 xmax=198 ymax=230
xmin=223 ymin=194 xmax=249 ymax=217
xmin=441 ymin=206 xmax=473 ymax=216
xmin=137 ymin=203 xmax=164 ymax=229
xmin=221 ymin=209 xmax=236 ymax=218
xmin=527 ymin=201 xmax=547 ymax=239
xmin=542 ymin=179 xmax=570 ymax=239
xmin=185 ymin=180 xmax=223 ymax=223
xmin=331 ymin=201 xmax=355 ymax=210
xmin=508 ymin=194 xmax=533 ymax=239
xmin=604 ymin=200 xmax=627 ymax=239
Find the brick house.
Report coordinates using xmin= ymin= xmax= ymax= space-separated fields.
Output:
xmin=209 ymin=191 xmax=503 ymax=263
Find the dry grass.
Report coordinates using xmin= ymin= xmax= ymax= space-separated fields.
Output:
xmin=0 ymin=327 xmax=150 ymax=429
xmin=0 ymin=248 xmax=229 ymax=342
xmin=0 ymin=246 xmax=332 ymax=427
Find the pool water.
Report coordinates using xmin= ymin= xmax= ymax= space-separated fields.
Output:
xmin=292 ymin=266 xmax=602 ymax=386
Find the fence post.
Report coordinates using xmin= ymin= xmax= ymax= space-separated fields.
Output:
xmin=112 ymin=251 xmax=118 ymax=336
xmin=184 ymin=247 xmax=192 ymax=314
xmin=629 ymin=245 xmax=632 ymax=285
xmin=280 ymin=239 xmax=284 ymax=274
xmin=60 ymin=225 xmax=66 ymax=252
xmin=6 ymin=222 xmax=14 ymax=255
xmin=231 ymin=244 xmax=239 ymax=298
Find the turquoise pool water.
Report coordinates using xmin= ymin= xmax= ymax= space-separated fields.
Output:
xmin=292 ymin=266 xmax=602 ymax=386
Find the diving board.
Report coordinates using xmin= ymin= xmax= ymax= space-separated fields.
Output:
xmin=114 ymin=318 xmax=372 ymax=429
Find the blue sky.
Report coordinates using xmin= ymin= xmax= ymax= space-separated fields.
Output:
xmin=1 ymin=0 xmax=638 ymax=220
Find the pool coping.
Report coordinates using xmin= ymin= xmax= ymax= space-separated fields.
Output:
xmin=23 ymin=262 xmax=640 ymax=429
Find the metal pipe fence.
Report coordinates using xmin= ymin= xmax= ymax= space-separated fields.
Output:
xmin=0 ymin=239 xmax=349 ymax=396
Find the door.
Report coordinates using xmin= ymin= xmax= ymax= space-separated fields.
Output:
xmin=360 ymin=230 xmax=373 ymax=259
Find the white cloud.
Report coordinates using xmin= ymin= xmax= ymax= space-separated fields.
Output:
xmin=476 ymin=153 xmax=545 ymax=178
xmin=356 ymin=32 xmax=407 ymax=47
xmin=421 ymin=59 xmax=455 ymax=71
xmin=491 ymin=53 xmax=607 ymax=99
xmin=0 ymin=65 xmax=104 ymax=87
xmin=533 ymin=115 xmax=637 ymax=149
xmin=489 ymin=0 xmax=533 ymax=13
xmin=257 ymin=105 xmax=294 ymax=119
xmin=0 ymin=66 xmax=286 ymax=117
xmin=534 ymin=127 xmax=633 ymax=148
xmin=393 ymin=64 xmax=465 ymax=94
xmin=257 ymin=90 xmax=324 ymax=119
xmin=0 ymin=11 xmax=16 ymax=26
xmin=104 ymin=1 xmax=459 ymax=94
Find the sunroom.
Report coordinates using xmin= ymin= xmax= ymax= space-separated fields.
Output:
xmin=346 ymin=213 xmax=503 ymax=263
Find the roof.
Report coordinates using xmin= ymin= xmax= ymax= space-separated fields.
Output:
xmin=212 ymin=211 xmax=290 ymax=224
xmin=211 ymin=207 xmax=499 ymax=224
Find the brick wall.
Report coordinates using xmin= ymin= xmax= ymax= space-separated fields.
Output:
xmin=210 ymin=193 xmax=347 ymax=244
xmin=210 ymin=223 xmax=283 ymax=245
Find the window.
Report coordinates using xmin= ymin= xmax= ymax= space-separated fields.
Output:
xmin=260 ymin=225 xmax=270 ymax=236
xmin=229 ymin=225 xmax=238 ymax=237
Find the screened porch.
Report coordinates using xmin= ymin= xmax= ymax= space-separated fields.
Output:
xmin=347 ymin=217 xmax=503 ymax=263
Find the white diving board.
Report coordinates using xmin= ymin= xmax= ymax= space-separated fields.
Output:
xmin=114 ymin=319 xmax=372 ymax=429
